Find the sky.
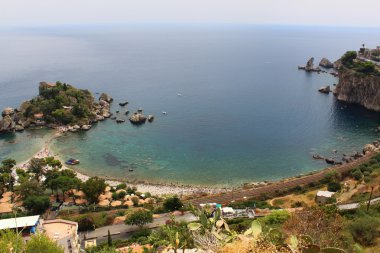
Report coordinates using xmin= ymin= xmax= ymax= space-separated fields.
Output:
xmin=1 ymin=0 xmax=380 ymax=27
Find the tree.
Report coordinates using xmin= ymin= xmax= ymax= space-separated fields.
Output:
xmin=131 ymin=196 xmax=139 ymax=207
xmin=25 ymin=233 xmax=64 ymax=253
xmin=327 ymin=182 xmax=341 ymax=192
xmin=107 ymin=229 xmax=112 ymax=247
xmin=78 ymin=216 xmax=95 ymax=232
xmin=116 ymin=183 xmax=127 ymax=190
xmin=44 ymin=157 xmax=62 ymax=169
xmin=1 ymin=158 xmax=16 ymax=172
xmin=349 ymin=216 xmax=380 ymax=246
xmin=0 ymin=229 xmax=24 ymax=253
xmin=28 ymin=158 xmax=46 ymax=182
xmin=23 ymin=195 xmax=51 ymax=214
xmin=163 ymin=196 xmax=183 ymax=212
xmin=44 ymin=169 xmax=60 ymax=194
xmin=125 ymin=209 xmax=153 ymax=228
xmin=15 ymin=179 xmax=44 ymax=200
xmin=357 ymin=61 xmax=376 ymax=74
xmin=0 ymin=172 xmax=14 ymax=194
xmin=81 ymin=177 xmax=106 ymax=204
xmin=0 ymin=158 xmax=17 ymax=193
xmin=54 ymin=176 xmax=81 ymax=202
xmin=341 ymin=51 xmax=357 ymax=66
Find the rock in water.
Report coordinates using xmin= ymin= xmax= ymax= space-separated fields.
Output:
xmin=147 ymin=115 xmax=154 ymax=122
xmin=129 ymin=112 xmax=147 ymax=125
xmin=0 ymin=107 xmax=16 ymax=133
xmin=2 ymin=107 xmax=15 ymax=117
xmin=319 ymin=58 xmax=334 ymax=68
xmin=116 ymin=118 xmax=125 ymax=123
xmin=318 ymin=85 xmax=331 ymax=94
xmin=325 ymin=158 xmax=336 ymax=164
xmin=99 ymin=93 xmax=113 ymax=103
xmin=305 ymin=57 xmax=315 ymax=71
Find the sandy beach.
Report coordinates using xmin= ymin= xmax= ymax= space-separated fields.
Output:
xmin=16 ymin=135 xmax=227 ymax=196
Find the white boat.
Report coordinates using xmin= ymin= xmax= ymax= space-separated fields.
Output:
xmin=162 ymin=111 xmax=167 ymax=115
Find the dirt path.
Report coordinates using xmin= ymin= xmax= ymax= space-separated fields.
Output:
xmin=186 ymin=153 xmax=376 ymax=206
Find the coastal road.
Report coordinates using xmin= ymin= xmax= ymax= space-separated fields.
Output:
xmin=337 ymin=197 xmax=380 ymax=211
xmin=186 ymin=153 xmax=376 ymax=206
xmin=80 ymin=212 xmax=196 ymax=245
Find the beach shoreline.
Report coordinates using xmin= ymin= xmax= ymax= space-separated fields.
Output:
xmin=16 ymin=132 xmax=230 ymax=196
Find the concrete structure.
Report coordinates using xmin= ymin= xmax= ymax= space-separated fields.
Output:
xmin=41 ymin=219 xmax=80 ymax=253
xmin=316 ymin=190 xmax=335 ymax=204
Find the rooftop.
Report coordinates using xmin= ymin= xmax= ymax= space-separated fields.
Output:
xmin=0 ymin=215 xmax=40 ymax=230
xmin=316 ymin=190 xmax=335 ymax=198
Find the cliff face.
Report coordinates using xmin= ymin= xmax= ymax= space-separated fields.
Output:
xmin=335 ymin=68 xmax=380 ymax=112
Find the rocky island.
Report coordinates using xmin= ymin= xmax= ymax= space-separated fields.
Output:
xmin=0 ymin=81 xmax=113 ymax=134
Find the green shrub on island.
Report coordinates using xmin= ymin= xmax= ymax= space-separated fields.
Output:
xmin=340 ymin=50 xmax=379 ymax=75
xmin=22 ymin=81 xmax=97 ymax=126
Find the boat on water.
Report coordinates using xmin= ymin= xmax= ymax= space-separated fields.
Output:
xmin=66 ymin=159 xmax=80 ymax=165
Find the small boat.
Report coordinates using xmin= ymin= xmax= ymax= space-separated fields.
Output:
xmin=66 ymin=159 xmax=80 ymax=165
xmin=162 ymin=111 xmax=167 ymax=115
xmin=129 ymin=168 xmax=134 ymax=172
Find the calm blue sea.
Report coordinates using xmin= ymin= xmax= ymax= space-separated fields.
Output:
xmin=1 ymin=24 xmax=380 ymax=185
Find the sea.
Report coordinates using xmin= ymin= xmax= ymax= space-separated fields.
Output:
xmin=0 ymin=24 xmax=379 ymax=186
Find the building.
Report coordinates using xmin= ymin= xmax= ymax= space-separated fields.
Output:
xmin=41 ymin=219 xmax=80 ymax=253
xmin=0 ymin=215 xmax=41 ymax=238
xmin=0 ymin=216 xmax=80 ymax=253
xmin=316 ymin=190 xmax=335 ymax=204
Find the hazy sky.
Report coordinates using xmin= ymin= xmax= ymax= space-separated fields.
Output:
xmin=1 ymin=0 xmax=380 ymax=27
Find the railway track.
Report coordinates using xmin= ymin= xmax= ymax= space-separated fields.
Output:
xmin=187 ymin=153 xmax=375 ymax=206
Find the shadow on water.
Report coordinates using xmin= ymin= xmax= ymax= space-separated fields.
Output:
xmin=331 ymin=98 xmax=380 ymax=130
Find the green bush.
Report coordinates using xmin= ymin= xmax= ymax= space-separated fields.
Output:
xmin=349 ymin=216 xmax=380 ymax=246
xmin=227 ymin=218 xmax=252 ymax=232
xmin=78 ymin=216 xmax=95 ymax=231
xmin=116 ymin=183 xmax=127 ymax=190
xmin=341 ymin=51 xmax=357 ymax=66
xmin=23 ymin=195 xmax=51 ymax=215
xmin=163 ymin=196 xmax=183 ymax=212
xmin=351 ymin=170 xmax=363 ymax=180
xmin=262 ymin=210 xmax=290 ymax=225
xmin=111 ymin=192 xmax=118 ymax=200
xmin=117 ymin=191 xmax=126 ymax=199
xmin=327 ymin=182 xmax=341 ymax=192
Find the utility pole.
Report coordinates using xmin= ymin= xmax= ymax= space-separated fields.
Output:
xmin=366 ymin=186 xmax=374 ymax=212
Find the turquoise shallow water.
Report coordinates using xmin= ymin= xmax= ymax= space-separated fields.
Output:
xmin=1 ymin=25 xmax=380 ymax=185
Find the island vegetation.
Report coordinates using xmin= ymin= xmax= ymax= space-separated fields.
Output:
xmin=0 ymin=81 xmax=113 ymax=133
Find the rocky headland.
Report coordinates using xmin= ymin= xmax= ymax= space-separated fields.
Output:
xmin=334 ymin=59 xmax=380 ymax=111
xmin=0 ymin=81 xmax=113 ymax=134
